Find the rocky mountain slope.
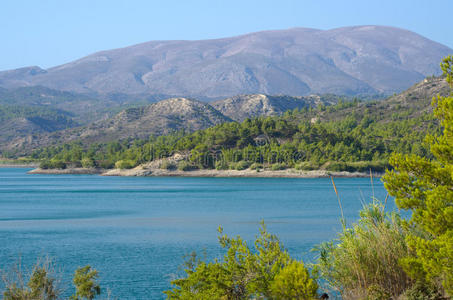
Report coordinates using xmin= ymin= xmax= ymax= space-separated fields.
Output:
xmin=3 ymin=98 xmax=231 ymax=153
xmin=314 ymin=76 xmax=450 ymax=123
xmin=212 ymin=94 xmax=336 ymax=121
xmin=1 ymin=75 xmax=449 ymax=156
xmin=0 ymin=94 xmax=328 ymax=154
xmin=0 ymin=26 xmax=450 ymax=98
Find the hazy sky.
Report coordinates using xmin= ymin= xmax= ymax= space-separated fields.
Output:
xmin=1 ymin=0 xmax=452 ymax=71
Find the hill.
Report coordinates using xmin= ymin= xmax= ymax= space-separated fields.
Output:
xmin=30 ymin=76 xmax=450 ymax=172
xmin=1 ymin=93 xmax=345 ymax=155
xmin=0 ymin=26 xmax=450 ymax=98
xmin=2 ymin=98 xmax=232 ymax=154
xmin=211 ymin=94 xmax=337 ymax=122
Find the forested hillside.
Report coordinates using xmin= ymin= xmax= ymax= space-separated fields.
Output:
xmin=30 ymin=77 xmax=449 ymax=172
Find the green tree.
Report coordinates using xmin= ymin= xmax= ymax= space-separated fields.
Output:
xmin=70 ymin=266 xmax=101 ymax=300
xmin=383 ymin=56 xmax=453 ymax=296
xmin=164 ymin=222 xmax=317 ymax=299
xmin=2 ymin=260 xmax=60 ymax=300
xmin=270 ymin=261 xmax=318 ymax=300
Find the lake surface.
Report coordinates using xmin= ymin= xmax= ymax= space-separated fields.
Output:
xmin=0 ymin=168 xmax=393 ymax=299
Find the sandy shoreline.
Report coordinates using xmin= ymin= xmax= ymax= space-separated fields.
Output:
xmin=28 ymin=166 xmax=381 ymax=178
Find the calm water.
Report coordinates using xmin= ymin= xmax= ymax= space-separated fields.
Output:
xmin=0 ymin=168 xmax=393 ymax=299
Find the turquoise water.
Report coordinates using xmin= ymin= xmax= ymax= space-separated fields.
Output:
xmin=0 ymin=168 xmax=393 ymax=299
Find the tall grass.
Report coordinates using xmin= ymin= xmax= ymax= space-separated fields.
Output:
xmin=313 ymin=200 xmax=414 ymax=299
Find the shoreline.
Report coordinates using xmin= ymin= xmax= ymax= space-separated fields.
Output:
xmin=27 ymin=167 xmax=381 ymax=178
xmin=0 ymin=163 xmax=39 ymax=168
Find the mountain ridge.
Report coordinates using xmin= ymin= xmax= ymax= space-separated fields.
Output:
xmin=0 ymin=93 xmax=332 ymax=154
xmin=0 ymin=26 xmax=451 ymax=98
xmin=1 ymin=76 xmax=449 ymax=156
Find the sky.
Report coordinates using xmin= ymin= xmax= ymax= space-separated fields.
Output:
xmin=1 ymin=0 xmax=452 ymax=71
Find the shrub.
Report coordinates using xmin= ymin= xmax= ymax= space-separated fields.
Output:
xmin=270 ymin=260 xmax=318 ymax=299
xmin=314 ymin=202 xmax=413 ymax=299
xmin=164 ymin=223 xmax=318 ymax=299
xmin=81 ymin=157 xmax=96 ymax=168
xmin=2 ymin=259 xmax=61 ymax=300
xmin=233 ymin=161 xmax=249 ymax=171
xmin=71 ymin=266 xmax=101 ymax=300
xmin=215 ymin=160 xmax=228 ymax=170
xmin=39 ymin=160 xmax=52 ymax=169
xmin=39 ymin=160 xmax=66 ymax=169
xmin=177 ymin=161 xmax=197 ymax=171
xmin=324 ymin=161 xmax=353 ymax=172
xmin=249 ymin=163 xmax=263 ymax=170
xmin=346 ymin=161 xmax=389 ymax=172
xmin=114 ymin=159 xmax=135 ymax=169
xmin=2 ymin=260 xmax=101 ymax=300
xmin=97 ymin=160 xmax=114 ymax=169
xmin=160 ymin=160 xmax=176 ymax=170
xmin=295 ymin=162 xmax=317 ymax=171
xmin=271 ymin=163 xmax=286 ymax=171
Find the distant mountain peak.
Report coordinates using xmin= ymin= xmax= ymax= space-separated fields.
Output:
xmin=0 ymin=26 xmax=451 ymax=98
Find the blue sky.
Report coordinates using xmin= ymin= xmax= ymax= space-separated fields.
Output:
xmin=1 ymin=0 xmax=452 ymax=70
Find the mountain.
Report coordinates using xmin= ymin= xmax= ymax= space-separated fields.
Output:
xmin=1 ymin=75 xmax=449 ymax=156
xmin=2 ymin=98 xmax=231 ymax=153
xmin=1 ymin=93 xmax=338 ymax=155
xmin=313 ymin=76 xmax=450 ymax=123
xmin=32 ymin=77 xmax=452 ymax=173
xmin=0 ymin=26 xmax=451 ymax=98
xmin=212 ymin=94 xmax=337 ymax=121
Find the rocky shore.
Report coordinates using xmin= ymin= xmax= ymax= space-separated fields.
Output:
xmin=28 ymin=166 xmax=380 ymax=178
xmin=28 ymin=168 xmax=104 ymax=175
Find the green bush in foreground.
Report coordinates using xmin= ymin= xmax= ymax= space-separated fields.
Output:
xmin=70 ymin=266 xmax=101 ymax=300
xmin=383 ymin=55 xmax=453 ymax=297
xmin=2 ymin=260 xmax=101 ymax=300
xmin=164 ymin=222 xmax=318 ymax=299
xmin=314 ymin=202 xmax=414 ymax=299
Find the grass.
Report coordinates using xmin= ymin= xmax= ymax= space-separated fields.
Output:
xmin=313 ymin=201 xmax=413 ymax=299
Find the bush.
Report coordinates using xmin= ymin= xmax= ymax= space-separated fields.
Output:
xmin=2 ymin=259 xmax=61 ymax=300
xmin=177 ymin=161 xmax=197 ymax=171
xmin=401 ymin=281 xmax=445 ymax=300
xmin=232 ymin=161 xmax=249 ymax=170
xmin=97 ymin=160 xmax=114 ymax=169
xmin=2 ymin=260 xmax=101 ymax=300
xmin=271 ymin=163 xmax=286 ymax=171
xmin=295 ymin=161 xmax=317 ymax=171
xmin=114 ymin=160 xmax=135 ymax=169
xmin=249 ymin=163 xmax=263 ymax=170
xmin=215 ymin=160 xmax=228 ymax=170
xmin=346 ymin=161 xmax=389 ymax=172
xmin=160 ymin=160 xmax=176 ymax=170
xmin=39 ymin=160 xmax=66 ymax=169
xmin=164 ymin=223 xmax=318 ymax=299
xmin=270 ymin=260 xmax=318 ymax=299
xmin=324 ymin=161 xmax=354 ymax=172
xmin=314 ymin=202 xmax=414 ymax=299
xmin=81 ymin=157 xmax=96 ymax=168
xmin=39 ymin=160 xmax=52 ymax=169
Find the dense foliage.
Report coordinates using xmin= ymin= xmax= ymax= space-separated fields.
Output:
xmin=383 ymin=55 xmax=453 ymax=297
xmin=31 ymin=96 xmax=437 ymax=172
xmin=314 ymin=202 xmax=414 ymax=299
xmin=164 ymin=223 xmax=318 ymax=300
